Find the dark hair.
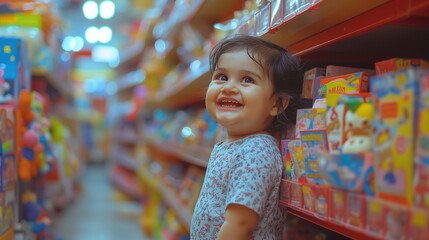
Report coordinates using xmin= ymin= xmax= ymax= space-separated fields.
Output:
xmin=209 ymin=34 xmax=303 ymax=128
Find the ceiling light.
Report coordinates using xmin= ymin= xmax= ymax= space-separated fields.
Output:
xmin=83 ymin=1 xmax=98 ymax=20
xmin=100 ymin=1 xmax=115 ymax=19
xmin=85 ymin=27 xmax=99 ymax=43
xmin=98 ymin=26 xmax=112 ymax=43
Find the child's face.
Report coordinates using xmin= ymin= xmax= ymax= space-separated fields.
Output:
xmin=205 ymin=50 xmax=278 ymax=141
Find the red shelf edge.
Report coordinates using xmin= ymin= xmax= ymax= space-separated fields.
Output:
xmin=280 ymin=204 xmax=380 ymax=240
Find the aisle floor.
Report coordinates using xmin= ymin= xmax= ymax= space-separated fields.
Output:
xmin=52 ymin=163 xmax=150 ymax=240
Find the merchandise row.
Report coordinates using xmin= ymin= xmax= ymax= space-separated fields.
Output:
xmin=281 ymin=180 xmax=428 ymax=240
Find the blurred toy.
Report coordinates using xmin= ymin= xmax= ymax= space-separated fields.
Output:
xmin=365 ymin=197 xmax=386 ymax=238
xmin=301 ymin=183 xmax=315 ymax=213
xmin=329 ymin=188 xmax=346 ymax=225
xmin=288 ymin=140 xmax=307 ymax=183
xmin=384 ymin=203 xmax=408 ymax=239
xmin=313 ymin=185 xmax=329 ymax=219
xmin=408 ymin=209 xmax=429 ymax=240
xmin=22 ymin=191 xmax=52 ymax=239
xmin=347 ymin=193 xmax=366 ymax=230
xmin=300 ymin=130 xmax=329 ymax=185
xmin=318 ymin=152 xmax=374 ymax=193
xmin=371 ymin=68 xmax=427 ymax=205
xmin=342 ymin=94 xmax=374 ymax=153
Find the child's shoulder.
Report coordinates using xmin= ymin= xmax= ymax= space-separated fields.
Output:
xmin=241 ymin=134 xmax=278 ymax=148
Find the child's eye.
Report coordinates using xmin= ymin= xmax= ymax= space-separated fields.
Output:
xmin=214 ymin=74 xmax=228 ymax=81
xmin=242 ymin=77 xmax=254 ymax=83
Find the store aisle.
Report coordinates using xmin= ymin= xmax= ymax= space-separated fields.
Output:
xmin=52 ymin=163 xmax=149 ymax=240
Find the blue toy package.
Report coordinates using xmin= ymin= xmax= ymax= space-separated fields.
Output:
xmin=300 ymin=130 xmax=329 ymax=185
xmin=318 ymin=152 xmax=374 ymax=194
xmin=0 ymin=37 xmax=30 ymax=106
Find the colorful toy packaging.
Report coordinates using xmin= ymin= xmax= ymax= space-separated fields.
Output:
xmin=408 ymin=208 xmax=429 ymax=240
xmin=313 ymin=185 xmax=329 ymax=219
xmin=384 ymin=203 xmax=409 ymax=239
xmin=287 ymin=140 xmax=306 ymax=183
xmin=375 ymin=58 xmax=429 ymax=75
xmin=371 ymin=68 xmax=428 ymax=205
xmin=365 ymin=197 xmax=386 ymax=238
xmin=415 ymin=74 xmax=429 ymax=209
xmin=0 ymin=37 xmax=30 ymax=106
xmin=347 ymin=192 xmax=366 ymax=230
xmin=340 ymin=93 xmax=374 ymax=153
xmin=323 ymin=72 xmax=370 ymax=152
xmin=300 ymin=130 xmax=329 ymax=185
xmin=329 ymin=188 xmax=347 ymax=225
xmin=301 ymin=183 xmax=315 ymax=213
xmin=281 ymin=139 xmax=293 ymax=180
xmin=0 ymin=107 xmax=15 ymax=192
xmin=295 ymin=108 xmax=326 ymax=139
xmin=318 ymin=152 xmax=374 ymax=194
xmin=302 ymin=67 xmax=325 ymax=100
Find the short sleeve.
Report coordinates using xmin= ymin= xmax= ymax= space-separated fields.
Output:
xmin=225 ymin=139 xmax=279 ymax=216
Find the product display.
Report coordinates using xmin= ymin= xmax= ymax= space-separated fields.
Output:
xmin=1 ymin=0 xmax=428 ymax=239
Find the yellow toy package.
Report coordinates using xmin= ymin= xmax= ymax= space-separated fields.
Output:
xmin=371 ymin=68 xmax=428 ymax=205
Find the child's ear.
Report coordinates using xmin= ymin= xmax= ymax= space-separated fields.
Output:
xmin=269 ymin=96 xmax=290 ymax=116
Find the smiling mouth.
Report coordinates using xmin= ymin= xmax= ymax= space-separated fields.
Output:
xmin=217 ymin=99 xmax=243 ymax=108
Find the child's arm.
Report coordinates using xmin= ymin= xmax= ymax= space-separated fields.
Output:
xmin=217 ymin=203 xmax=258 ymax=240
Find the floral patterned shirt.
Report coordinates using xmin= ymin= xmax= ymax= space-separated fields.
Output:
xmin=190 ymin=134 xmax=285 ymax=240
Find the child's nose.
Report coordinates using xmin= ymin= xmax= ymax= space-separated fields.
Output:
xmin=221 ymin=81 xmax=239 ymax=94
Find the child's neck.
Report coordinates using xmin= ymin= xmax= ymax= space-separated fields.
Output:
xmin=226 ymin=130 xmax=271 ymax=143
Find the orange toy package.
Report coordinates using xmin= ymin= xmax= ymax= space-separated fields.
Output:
xmin=375 ymin=58 xmax=429 ymax=75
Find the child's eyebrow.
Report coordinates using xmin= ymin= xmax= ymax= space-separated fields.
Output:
xmin=241 ymin=70 xmax=262 ymax=81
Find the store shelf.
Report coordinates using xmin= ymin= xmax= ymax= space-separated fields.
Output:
xmin=116 ymin=130 xmax=140 ymax=144
xmin=110 ymin=165 xmax=143 ymax=201
xmin=32 ymin=67 xmax=73 ymax=99
xmin=116 ymin=69 xmax=145 ymax=92
xmin=190 ymin=0 xmax=244 ymax=25
xmin=114 ymin=147 xmax=138 ymax=172
xmin=280 ymin=205 xmax=380 ymax=240
xmin=138 ymin=166 xmax=193 ymax=230
xmin=144 ymin=137 xmax=209 ymax=168
xmin=264 ymin=0 xmax=429 ymax=65
xmin=146 ymin=63 xmax=210 ymax=109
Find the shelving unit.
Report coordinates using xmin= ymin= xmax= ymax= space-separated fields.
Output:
xmin=131 ymin=0 xmax=429 ymax=238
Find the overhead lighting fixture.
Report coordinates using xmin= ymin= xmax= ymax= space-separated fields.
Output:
xmin=100 ymin=0 xmax=115 ymax=19
xmin=98 ymin=26 xmax=112 ymax=43
xmin=85 ymin=26 xmax=99 ymax=43
xmin=83 ymin=1 xmax=98 ymax=20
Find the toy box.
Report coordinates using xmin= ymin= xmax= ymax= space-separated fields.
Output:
xmin=371 ymin=68 xmax=428 ymax=205
xmin=318 ymin=72 xmax=370 ymax=99
xmin=318 ymin=152 xmax=374 ymax=194
xmin=301 ymin=183 xmax=315 ymax=213
xmin=375 ymin=58 xmax=429 ymax=75
xmin=0 ymin=189 xmax=15 ymax=235
xmin=365 ymin=197 xmax=386 ymax=238
xmin=281 ymin=139 xmax=293 ymax=180
xmin=0 ymin=37 xmax=30 ymax=106
xmin=302 ymin=67 xmax=325 ymax=100
xmin=408 ymin=208 xmax=429 ymax=240
xmin=287 ymin=140 xmax=306 ymax=182
xmin=324 ymin=73 xmax=371 ymax=152
xmin=325 ymin=65 xmax=375 ymax=77
xmin=313 ymin=184 xmax=329 ymax=219
xmin=384 ymin=202 xmax=409 ymax=240
xmin=329 ymin=188 xmax=347 ymax=225
xmin=300 ymin=130 xmax=329 ymax=185
xmin=295 ymin=108 xmax=326 ymax=139
xmin=346 ymin=193 xmax=366 ymax=230
xmin=290 ymin=181 xmax=302 ymax=208
xmin=339 ymin=93 xmax=374 ymax=154
xmin=270 ymin=0 xmax=283 ymax=28
xmin=415 ymin=74 xmax=429 ymax=209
